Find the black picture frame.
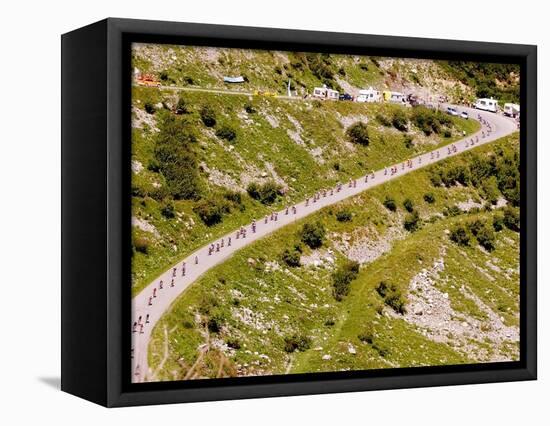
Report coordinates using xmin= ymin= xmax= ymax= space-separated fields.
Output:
xmin=61 ymin=17 xmax=537 ymax=407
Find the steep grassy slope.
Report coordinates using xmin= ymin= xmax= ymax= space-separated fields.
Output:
xmin=147 ymin=134 xmax=519 ymax=381
xmin=131 ymin=86 xmax=478 ymax=295
xmin=132 ymin=44 xmax=488 ymax=102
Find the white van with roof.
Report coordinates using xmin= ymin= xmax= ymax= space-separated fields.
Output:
xmin=503 ymin=103 xmax=520 ymax=118
xmin=356 ymin=87 xmax=380 ymax=103
xmin=474 ymin=98 xmax=498 ymax=113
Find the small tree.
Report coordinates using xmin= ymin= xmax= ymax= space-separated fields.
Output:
xmin=346 ymin=122 xmax=370 ymax=146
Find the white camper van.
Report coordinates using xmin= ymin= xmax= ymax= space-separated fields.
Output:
xmin=312 ymin=85 xmax=339 ymax=101
xmin=312 ymin=86 xmax=327 ymax=99
xmin=326 ymin=88 xmax=339 ymax=101
xmin=356 ymin=87 xmax=380 ymax=103
xmin=474 ymin=98 xmax=498 ymax=113
xmin=386 ymin=91 xmax=406 ymax=104
xmin=503 ymin=103 xmax=520 ymax=118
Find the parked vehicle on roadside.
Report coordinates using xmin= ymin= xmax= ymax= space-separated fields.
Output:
xmin=356 ymin=87 xmax=380 ymax=103
xmin=503 ymin=103 xmax=520 ymax=118
xmin=312 ymin=85 xmax=339 ymax=101
xmin=339 ymin=93 xmax=353 ymax=101
xmin=460 ymin=111 xmax=469 ymax=119
xmin=474 ymin=98 xmax=498 ymax=113
xmin=446 ymin=107 xmax=459 ymax=116
xmin=383 ymin=90 xmax=406 ymax=104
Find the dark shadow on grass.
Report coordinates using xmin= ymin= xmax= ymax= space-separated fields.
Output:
xmin=38 ymin=377 xmax=61 ymax=390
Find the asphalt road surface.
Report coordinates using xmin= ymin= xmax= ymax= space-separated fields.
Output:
xmin=131 ymin=106 xmax=518 ymax=383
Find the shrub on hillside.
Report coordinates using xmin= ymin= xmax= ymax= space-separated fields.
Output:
xmin=449 ymin=224 xmax=471 ymax=246
xmin=473 ymin=222 xmax=496 ymax=251
xmin=383 ymin=196 xmax=397 ymax=212
xmin=226 ymin=338 xmax=241 ymax=350
xmin=403 ymin=211 xmax=421 ymax=232
xmin=358 ymin=325 xmax=374 ymax=344
xmin=392 ymin=109 xmax=408 ymax=131
xmin=175 ymin=96 xmax=189 ymax=114
xmin=346 ymin=122 xmax=370 ymax=146
xmin=283 ymin=334 xmax=311 ymax=353
xmin=403 ymin=198 xmax=414 ymax=213
xmin=193 ymin=198 xmax=230 ymax=226
xmin=246 ymin=181 xmax=282 ymax=205
xmin=154 ymin=115 xmax=201 ymax=200
xmin=376 ymin=113 xmax=391 ymax=127
xmin=144 ymin=102 xmax=156 ymax=114
xmin=160 ymin=202 xmax=176 ymax=219
xmin=215 ymin=125 xmax=237 ymax=142
xmin=376 ymin=281 xmax=407 ymax=314
xmin=133 ymin=236 xmax=150 ymax=254
xmin=244 ymin=102 xmax=256 ymax=114
xmin=332 ymin=261 xmax=360 ymax=301
xmin=424 ymin=192 xmax=436 ymax=204
xmin=503 ymin=206 xmax=520 ymax=232
xmin=336 ymin=209 xmax=352 ymax=222
xmin=493 ymin=211 xmax=505 ymax=232
xmin=444 ymin=205 xmax=462 ymax=217
xmin=300 ymin=221 xmax=326 ymax=249
xmin=207 ymin=313 xmax=224 ymax=333
xmin=482 ymin=175 xmax=500 ymax=205
xmin=410 ymin=106 xmax=452 ymax=135
xmin=403 ymin=134 xmax=414 ymax=149
xmin=281 ymin=248 xmax=301 ymax=268
xmin=200 ymin=105 xmax=217 ymax=127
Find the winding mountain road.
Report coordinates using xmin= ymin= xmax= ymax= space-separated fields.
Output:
xmin=131 ymin=106 xmax=518 ymax=383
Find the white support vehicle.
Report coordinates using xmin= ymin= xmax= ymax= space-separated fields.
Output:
xmin=356 ymin=87 xmax=380 ymax=103
xmin=384 ymin=91 xmax=406 ymax=104
xmin=474 ymin=98 xmax=498 ymax=113
xmin=312 ymin=86 xmax=328 ymax=99
xmin=312 ymin=85 xmax=339 ymax=101
xmin=503 ymin=103 xmax=520 ymax=118
xmin=326 ymin=88 xmax=339 ymax=101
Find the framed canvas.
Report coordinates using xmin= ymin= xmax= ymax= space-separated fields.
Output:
xmin=61 ymin=18 xmax=537 ymax=407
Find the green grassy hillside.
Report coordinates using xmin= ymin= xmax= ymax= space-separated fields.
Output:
xmin=131 ymin=85 xmax=478 ymax=295
xmin=147 ymin=134 xmax=519 ymax=381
